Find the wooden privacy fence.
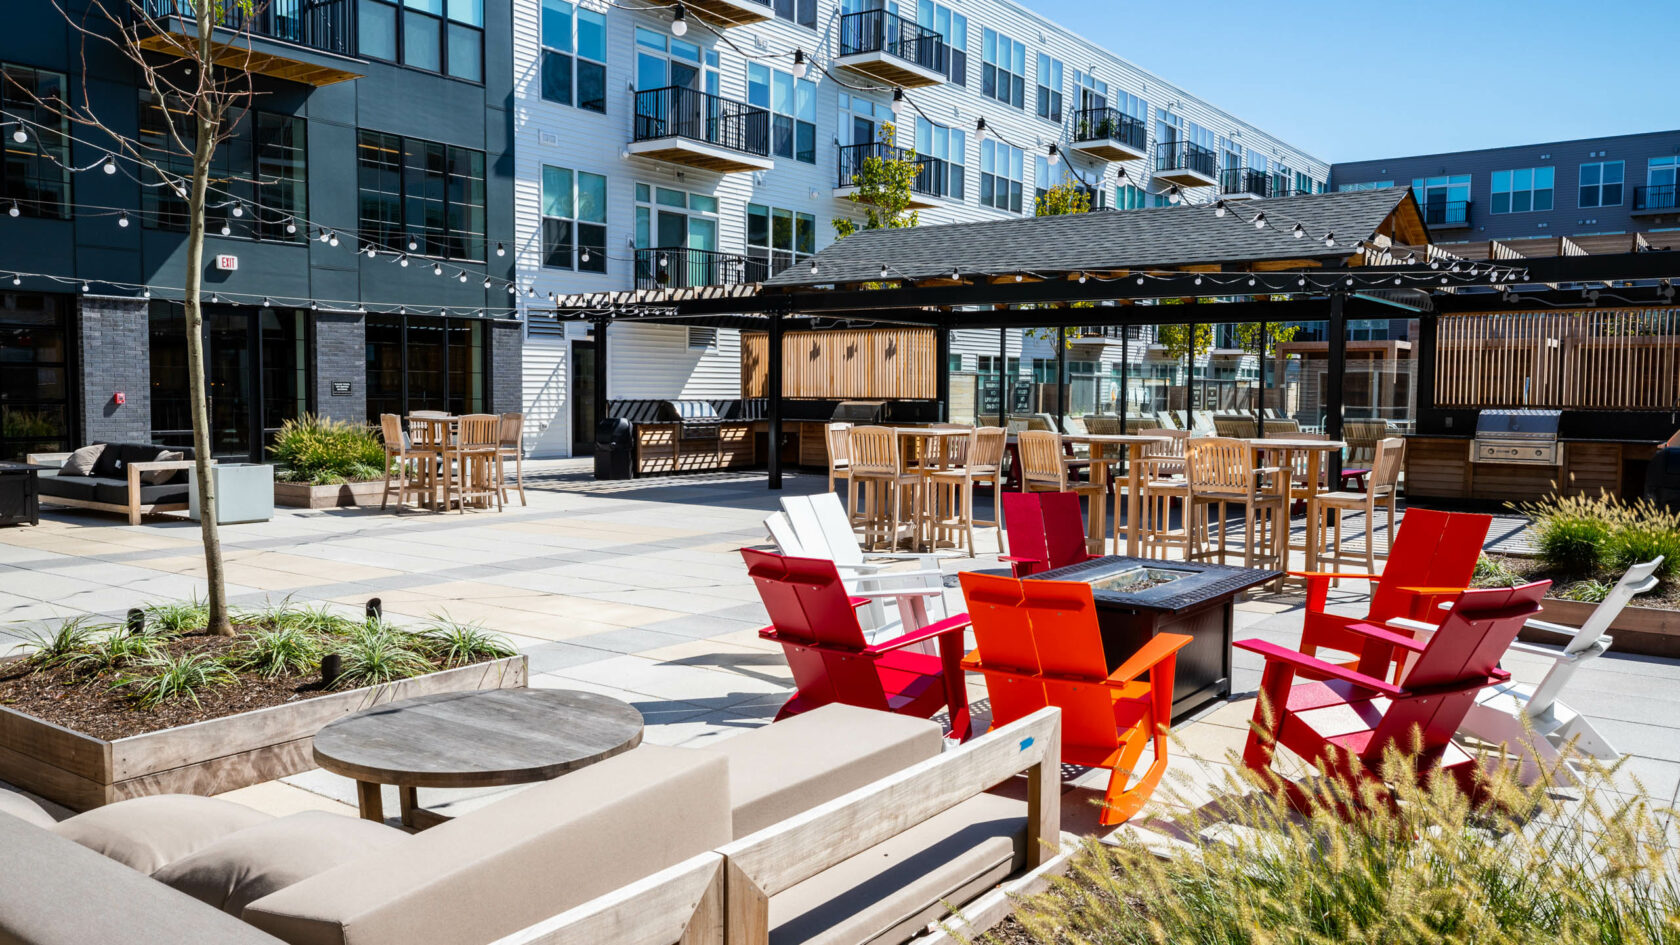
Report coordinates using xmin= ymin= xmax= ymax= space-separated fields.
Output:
xmin=741 ymin=328 xmax=937 ymax=399
xmin=1435 ymin=309 xmax=1680 ymax=410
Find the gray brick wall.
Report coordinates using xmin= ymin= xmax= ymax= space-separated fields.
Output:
xmin=313 ymin=312 xmax=366 ymax=423
xmin=78 ymin=295 xmax=150 ymax=445
xmin=490 ymin=320 xmax=522 ymax=414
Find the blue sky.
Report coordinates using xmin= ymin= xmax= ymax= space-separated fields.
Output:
xmin=1019 ymin=0 xmax=1680 ymax=163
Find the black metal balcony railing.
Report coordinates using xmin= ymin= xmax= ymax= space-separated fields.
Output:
xmin=633 ymin=86 xmax=770 ymax=157
xmin=1071 ymin=107 xmax=1146 ymax=153
xmin=1634 ymin=184 xmax=1679 ymax=212
xmin=635 ymin=247 xmax=753 ymax=291
xmin=1155 ymin=141 xmax=1217 ymax=179
xmin=141 ymin=0 xmax=354 ymax=56
xmin=1220 ymin=168 xmax=1271 ymax=198
xmin=836 ymin=142 xmax=944 ymax=199
xmin=1420 ymin=199 xmax=1470 ymax=226
xmin=839 ymin=9 xmax=948 ymax=76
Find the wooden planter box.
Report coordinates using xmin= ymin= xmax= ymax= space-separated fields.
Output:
xmin=274 ymin=479 xmax=387 ymax=509
xmin=1528 ymin=598 xmax=1680 ymax=658
xmin=0 ymin=655 xmax=527 ymax=811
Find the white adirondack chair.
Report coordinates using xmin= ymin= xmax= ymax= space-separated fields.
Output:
xmin=1387 ymin=556 xmax=1661 ymax=780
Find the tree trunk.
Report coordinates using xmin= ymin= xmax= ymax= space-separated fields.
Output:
xmin=188 ymin=7 xmax=232 ymax=637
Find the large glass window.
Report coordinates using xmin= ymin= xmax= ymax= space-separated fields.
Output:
xmin=365 ymin=314 xmax=485 ymax=420
xmin=917 ymin=1 xmax=966 ymax=85
xmin=1035 ymin=53 xmax=1062 ymax=123
xmin=749 ymin=64 xmax=815 ymax=163
xmin=140 ymin=94 xmax=306 ymax=240
xmin=149 ymin=303 xmax=309 ymax=460
xmin=359 ymin=0 xmax=483 ymax=81
xmin=915 ymin=117 xmax=965 ymax=200
xmin=771 ymin=0 xmax=815 ymax=28
xmin=0 ymin=295 xmax=73 ymax=460
xmin=357 ymin=131 xmax=485 ymax=260
xmin=634 ymin=183 xmax=723 ymax=287
xmin=541 ymin=165 xmax=607 ymax=273
xmin=1412 ymin=174 xmax=1470 ymax=220
xmin=541 ymin=0 xmax=606 ymax=112
xmin=981 ymin=29 xmax=1024 ymax=108
xmin=1 ymin=66 xmax=70 ymax=219
xmin=1490 ymin=166 xmax=1554 ymax=214
xmin=980 ymin=140 xmax=1023 ymax=213
xmin=1578 ymin=160 xmax=1623 ymax=208
xmin=1116 ymin=183 xmax=1146 ymax=210
xmin=747 ymin=203 xmax=815 ymax=278
xmin=1337 ymin=180 xmax=1393 ymax=192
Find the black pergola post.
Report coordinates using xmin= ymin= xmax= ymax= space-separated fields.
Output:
xmin=1055 ymin=326 xmax=1067 ymax=429
xmin=997 ymin=327 xmax=1009 ymax=426
xmin=1326 ymin=293 xmax=1346 ymax=486
xmin=768 ymin=313 xmax=784 ymax=491
xmin=1416 ymin=313 xmax=1437 ymax=420
xmin=935 ymin=324 xmax=951 ymax=422
xmin=1255 ymin=321 xmax=1267 ymax=438
xmin=1184 ymin=322 xmax=1196 ymax=429
xmin=592 ymin=317 xmax=608 ymax=444
xmin=1119 ymin=326 xmax=1130 ymax=433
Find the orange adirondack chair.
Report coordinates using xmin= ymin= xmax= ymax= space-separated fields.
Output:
xmin=1000 ymin=491 xmax=1094 ymax=578
xmin=1297 ymin=508 xmax=1492 ymax=673
xmin=742 ymin=548 xmax=972 ymax=741
xmin=1237 ymin=581 xmax=1549 ymax=814
xmin=959 ymin=571 xmax=1189 ymax=825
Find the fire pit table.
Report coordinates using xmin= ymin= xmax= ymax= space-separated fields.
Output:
xmin=1030 ymin=556 xmax=1281 ymax=718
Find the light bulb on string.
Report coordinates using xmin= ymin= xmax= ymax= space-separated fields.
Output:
xmin=1114 ymin=166 xmax=1128 ymax=184
xmin=143 ymin=287 xmax=151 ymax=299
xmin=1166 ymin=185 xmax=1181 ymax=205
xmin=1046 ymin=144 xmax=1061 ymax=167
xmin=1252 ymin=211 xmax=1267 ymax=230
xmin=1136 ymin=276 xmax=1144 ymax=285
xmin=407 ymin=238 xmax=418 ymax=251
xmin=8 ymin=274 xmax=17 ymax=286
xmin=974 ymin=117 xmax=990 ymax=142
xmin=231 ymin=203 xmax=244 ymax=218
xmin=458 ymin=272 xmax=469 ymax=283
xmin=285 ymin=219 xmax=296 ymax=235
xmin=495 ymin=242 xmax=505 ymax=257
xmin=1297 ymin=276 xmax=1307 ymax=286
xmin=581 ymin=247 xmax=591 ymax=263
xmin=118 ymin=211 xmax=129 ymax=228
xmin=10 ymin=127 xmax=25 ymax=144
xmin=1323 ymin=232 xmax=1335 ymax=247
xmin=892 ymin=88 xmax=904 ymax=102
xmin=1290 ymin=223 xmax=1305 ymax=239
xmin=310 ymin=301 xmax=319 ymax=310
xmin=808 ymin=259 xmax=818 ymax=276
xmin=6 ymin=202 xmax=17 ymax=218
xmin=951 ymin=268 xmax=960 ymax=281
xmin=432 ymin=262 xmax=443 ymax=275
xmin=81 ymin=282 xmax=90 ymax=293
xmin=366 ymin=244 xmax=377 ymax=258
xmin=399 ymin=254 xmax=410 ymax=268
xmin=1345 ymin=277 xmax=1354 ymax=286
xmin=791 ymin=48 xmax=808 ymax=79
xmin=483 ymin=277 xmax=492 ymax=288
xmin=670 ymin=4 xmax=687 ymax=36
xmin=507 ymin=284 xmax=518 ymax=295
xmin=1077 ymin=272 xmax=1087 ymax=284
xmin=219 ymin=221 xmax=231 ymax=236
xmin=1213 ymin=199 xmax=1226 ymax=217
xmin=879 ymin=264 xmax=889 ymax=280
xmin=527 ymin=286 xmax=536 ymax=297
xmin=328 ymin=233 xmax=339 ymax=247
xmin=319 ymin=229 xmax=331 ymax=243
xmin=102 ymin=157 xmax=117 ymax=175
xmin=1247 ymin=277 xmax=1256 ymax=286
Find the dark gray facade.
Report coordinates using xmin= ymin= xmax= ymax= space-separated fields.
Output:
xmin=76 ymin=295 xmax=150 ymax=444
xmin=1329 ymin=129 xmax=1680 ymax=242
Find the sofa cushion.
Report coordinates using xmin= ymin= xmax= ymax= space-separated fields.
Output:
xmin=60 ymin=444 xmax=104 ymax=477
xmin=767 ymin=791 xmax=1028 ymax=945
xmin=92 ymin=479 xmax=189 ymax=507
xmin=716 ymin=705 xmax=943 ymax=838
xmin=89 ymin=442 xmax=125 ymax=479
xmin=35 ymin=474 xmax=101 ymax=501
xmin=0 ymin=813 xmax=287 ymax=945
xmin=243 ymin=743 xmax=733 ymax=945
xmin=0 ymin=788 xmax=56 ymax=829
xmin=52 ymin=794 xmax=274 ymax=875
xmin=144 ymin=450 xmax=185 ymax=485
xmin=88 ymin=443 xmax=194 ymax=485
xmin=155 ymin=812 xmax=408 ymax=916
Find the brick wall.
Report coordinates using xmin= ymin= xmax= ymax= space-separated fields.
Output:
xmin=490 ymin=320 xmax=522 ymax=414
xmin=313 ymin=311 xmax=366 ymax=423
xmin=78 ymin=295 xmax=150 ymax=444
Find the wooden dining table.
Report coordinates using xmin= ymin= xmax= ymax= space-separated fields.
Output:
xmin=1239 ymin=437 xmax=1346 ymax=574
xmin=1060 ymin=433 xmax=1172 ymax=557
xmin=405 ymin=415 xmax=458 ymax=512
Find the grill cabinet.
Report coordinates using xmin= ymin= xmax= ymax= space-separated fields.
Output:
xmin=1471 ymin=409 xmax=1563 ymax=466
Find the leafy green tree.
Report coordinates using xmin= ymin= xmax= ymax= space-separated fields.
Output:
xmin=832 ymin=123 xmax=920 ymax=239
xmin=1034 ymin=181 xmax=1090 ymax=217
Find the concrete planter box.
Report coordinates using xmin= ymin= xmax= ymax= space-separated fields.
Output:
xmin=189 ymin=463 xmax=274 ymax=524
xmin=1529 ymin=598 xmax=1680 ymax=658
xmin=274 ymin=479 xmax=386 ymax=509
xmin=0 ymin=655 xmax=526 ymax=811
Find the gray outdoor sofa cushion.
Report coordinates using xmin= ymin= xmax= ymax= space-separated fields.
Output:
xmin=52 ymin=794 xmax=274 ymax=874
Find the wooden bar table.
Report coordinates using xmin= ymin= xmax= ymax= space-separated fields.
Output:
xmin=406 ymin=415 xmax=459 ymax=512
xmin=1241 ymin=437 xmax=1345 ymax=573
xmin=1062 ymin=434 xmax=1171 ymax=557
xmin=893 ymin=427 xmax=971 ymax=550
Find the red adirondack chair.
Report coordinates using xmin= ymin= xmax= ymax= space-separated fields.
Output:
xmin=741 ymin=548 xmax=972 ymax=740
xmin=959 ymin=571 xmax=1189 ymax=825
xmin=1237 ymin=581 xmax=1549 ymax=813
xmin=1000 ymin=491 xmax=1094 ymax=578
xmin=1296 ymin=508 xmax=1491 ymax=674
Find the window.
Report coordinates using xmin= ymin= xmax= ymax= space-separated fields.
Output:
xmin=915 ymin=117 xmax=966 ymax=200
xmin=981 ymin=29 xmax=1024 ymax=108
xmin=540 ymin=166 xmax=606 ymax=273
xmin=771 ymin=0 xmax=815 ymax=29
xmin=635 ymin=183 xmax=723 ymax=287
xmin=1650 ymin=156 xmax=1679 ymax=188
xmin=1578 ymin=160 xmax=1623 ymax=208
xmin=359 ymin=0 xmax=483 ymax=81
xmin=1 ymin=66 xmax=69 ymax=219
xmin=980 ymin=140 xmax=1023 ymax=213
xmin=947 ymin=353 xmax=964 ymax=372
xmin=1035 ymin=53 xmax=1062 ymax=123
xmin=1073 ymin=70 xmax=1106 ymax=113
xmin=1116 ymin=183 xmax=1146 ymax=210
xmin=688 ymin=327 xmax=718 ymax=350
xmin=917 ymin=1 xmax=967 ymax=85
xmin=357 ymin=131 xmax=485 ymax=260
xmin=540 ymin=0 xmax=605 ymax=112
xmin=1033 ymin=154 xmax=1069 ymax=203
xmin=749 ymin=64 xmax=815 ymax=163
xmin=747 ymin=203 xmax=815 ymax=278
xmin=1295 ymin=171 xmax=1315 ymax=196
xmin=1490 ymin=167 xmax=1554 ymax=213
xmin=1411 ymin=174 xmax=1469 ymax=219
xmin=1336 ymin=180 xmax=1393 ymax=192
xmin=140 ymin=93 xmax=306 ymax=240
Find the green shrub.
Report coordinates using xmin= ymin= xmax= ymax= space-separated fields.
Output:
xmin=333 ymin=622 xmax=430 ymax=688
xmin=113 ymin=653 xmax=235 ymax=708
xmin=1605 ymin=500 xmax=1680 ymax=582
xmin=21 ymin=617 xmax=104 ymax=671
xmin=144 ymin=596 xmax=208 ymax=634
xmin=414 ymin=615 xmax=515 ymax=667
xmin=269 ymin=414 xmax=388 ymax=485
xmin=67 ymin=631 xmax=164 ymax=678
xmin=1560 ymin=579 xmax=1613 ymax=603
xmin=1471 ymin=554 xmax=1521 ymax=588
xmin=1521 ymin=494 xmax=1616 ymax=574
xmin=232 ymin=626 xmax=323 ymax=679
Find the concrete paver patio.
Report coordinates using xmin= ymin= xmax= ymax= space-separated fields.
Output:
xmin=2 ymin=458 xmax=1676 ymax=831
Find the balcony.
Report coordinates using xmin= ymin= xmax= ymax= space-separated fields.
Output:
xmin=833 ymin=142 xmax=944 ymax=208
xmin=1633 ymin=185 xmax=1679 ymax=215
xmin=1069 ymin=108 xmax=1147 ymax=162
xmin=680 ymin=0 xmax=772 ymax=27
xmin=629 ymin=86 xmax=773 ymax=174
xmin=136 ymin=0 xmax=363 ymax=86
xmin=1419 ymin=199 xmax=1470 ymax=228
xmin=635 ymin=247 xmax=754 ymax=291
xmin=1219 ymin=168 xmax=1271 ymax=200
xmin=836 ymin=10 xmax=948 ymax=88
xmin=1153 ymin=141 xmax=1218 ymax=188
xmin=1069 ymin=326 xmax=1132 ymax=347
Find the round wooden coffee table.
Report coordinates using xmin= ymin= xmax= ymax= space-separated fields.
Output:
xmin=312 ymin=688 xmax=644 ymax=828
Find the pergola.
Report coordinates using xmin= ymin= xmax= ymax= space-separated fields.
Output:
xmin=551 ymin=188 xmax=1680 ymax=489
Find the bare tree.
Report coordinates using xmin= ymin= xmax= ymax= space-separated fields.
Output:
xmin=43 ymin=0 xmax=268 ymax=636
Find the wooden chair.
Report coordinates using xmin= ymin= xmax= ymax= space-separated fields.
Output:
xmin=1293 ymin=507 xmax=1492 ymax=673
xmin=1237 ymin=581 xmax=1549 ymax=814
xmin=1017 ymin=431 xmax=1103 ymax=546
xmin=924 ymin=430 xmax=979 ymax=557
xmin=1082 ymin=415 xmax=1123 ymax=436
xmin=1136 ymin=428 xmax=1191 ymax=561
xmin=961 ymin=427 xmax=1009 ymax=550
xmin=1212 ymin=416 xmax=1256 ymax=438
xmin=960 ymin=571 xmax=1190 ymax=826
xmin=406 ymin=415 xmax=451 ymax=511
xmin=824 ymin=422 xmax=859 ymax=524
xmin=771 ymin=493 xmax=948 ymax=638
xmin=847 ymin=426 xmax=921 ymax=551
xmin=378 ymin=413 xmax=424 ymax=511
xmin=999 ymin=491 xmax=1094 ymax=577
xmin=1309 ymin=437 xmax=1404 ymax=575
xmin=1340 ymin=419 xmax=1392 ymax=490
xmin=455 ymin=414 xmax=503 ymax=513
xmin=496 ymin=413 xmax=527 ymax=507
xmin=741 ymin=548 xmax=971 ymax=741
xmin=1184 ymin=436 xmax=1285 ymax=571
xmin=1262 ymin=417 xmax=1301 ymax=436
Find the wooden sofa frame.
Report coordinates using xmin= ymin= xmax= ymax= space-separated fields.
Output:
xmin=28 ymin=453 xmax=210 ymax=525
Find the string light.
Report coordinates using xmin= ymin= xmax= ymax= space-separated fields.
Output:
xmin=495 ymin=242 xmax=505 ymax=257
xmin=1290 ymin=223 xmax=1305 ymax=239
xmin=670 ymin=4 xmax=687 ymax=36
xmin=1046 ymin=144 xmax=1061 ymax=167
xmin=1213 ymin=199 xmax=1226 ymax=218
xmin=1166 ymin=185 xmax=1181 ymax=205
xmin=407 ymin=238 xmax=419 ymax=251
xmin=101 ymin=157 xmax=117 ymax=175
xmin=117 ymin=211 xmax=129 ymax=228
xmin=1322 ymin=232 xmax=1335 ymax=247
xmin=10 ymin=127 xmax=25 ymax=144
xmin=9 ymin=274 xmax=18 ymax=286
xmin=879 ymin=263 xmax=889 ymax=280
xmin=791 ymin=48 xmax=808 ymax=79
xmin=219 ymin=221 xmax=231 ymax=236
xmin=1252 ymin=211 xmax=1267 ymax=230
xmin=231 ymin=202 xmax=244 ymax=218
xmin=285 ymin=219 xmax=297 ymax=235
xmin=398 ymin=255 xmax=410 ymax=268
xmin=432 ymin=261 xmax=443 ymax=275
xmin=6 ymin=202 xmax=17 ymax=218
xmin=975 ymin=117 xmax=990 ymax=142
xmin=808 ymin=259 xmax=818 ymax=275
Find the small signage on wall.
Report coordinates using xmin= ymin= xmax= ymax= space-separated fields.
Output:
xmin=215 ymin=254 xmax=239 ymax=271
xmin=331 ymin=381 xmax=353 ymax=396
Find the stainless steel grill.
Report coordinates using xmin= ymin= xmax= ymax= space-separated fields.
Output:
xmin=1471 ymin=409 xmax=1563 ymax=466
xmin=832 ymin=400 xmax=889 ymax=424
xmin=656 ymin=400 xmax=723 ymax=441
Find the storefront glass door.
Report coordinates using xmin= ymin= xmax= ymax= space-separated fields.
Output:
xmin=149 ymin=304 xmax=309 ymax=460
xmin=0 ymin=294 xmax=74 ymax=461
xmin=363 ymin=314 xmax=486 ymax=422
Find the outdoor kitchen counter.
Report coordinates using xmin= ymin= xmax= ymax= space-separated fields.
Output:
xmin=1405 ymin=434 xmax=1662 ymax=503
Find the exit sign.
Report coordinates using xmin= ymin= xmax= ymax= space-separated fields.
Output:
xmin=215 ymin=254 xmax=239 ymax=271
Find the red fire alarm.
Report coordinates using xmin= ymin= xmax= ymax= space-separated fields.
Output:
xmin=113 ymin=392 xmax=125 ymax=406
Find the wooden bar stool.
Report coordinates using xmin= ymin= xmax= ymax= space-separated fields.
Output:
xmin=1310 ymin=437 xmax=1404 ymax=575
xmin=1135 ymin=428 xmax=1191 ymax=560
xmin=925 ymin=429 xmax=978 ymax=557
xmin=497 ymin=412 xmax=527 ymax=507
xmin=847 ymin=426 xmax=921 ymax=551
xmin=455 ymin=414 xmax=503 ymax=513
xmin=379 ymin=414 xmax=425 ymax=511
xmin=1184 ymin=436 xmax=1285 ymax=571
xmin=962 ymin=427 xmax=1008 ymax=550
xmin=824 ymin=422 xmax=859 ymax=524
xmin=406 ymin=415 xmax=450 ymax=511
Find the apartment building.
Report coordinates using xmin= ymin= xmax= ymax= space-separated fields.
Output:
xmin=514 ymin=0 xmax=1328 ymax=455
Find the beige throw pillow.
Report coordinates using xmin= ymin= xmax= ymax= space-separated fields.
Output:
xmin=143 ymin=450 xmax=184 ymax=485
xmin=60 ymin=443 xmax=104 ymax=477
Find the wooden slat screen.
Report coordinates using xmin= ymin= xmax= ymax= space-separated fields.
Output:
xmin=1435 ymin=309 xmax=1680 ymax=410
xmin=741 ymin=328 xmax=938 ymax=399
